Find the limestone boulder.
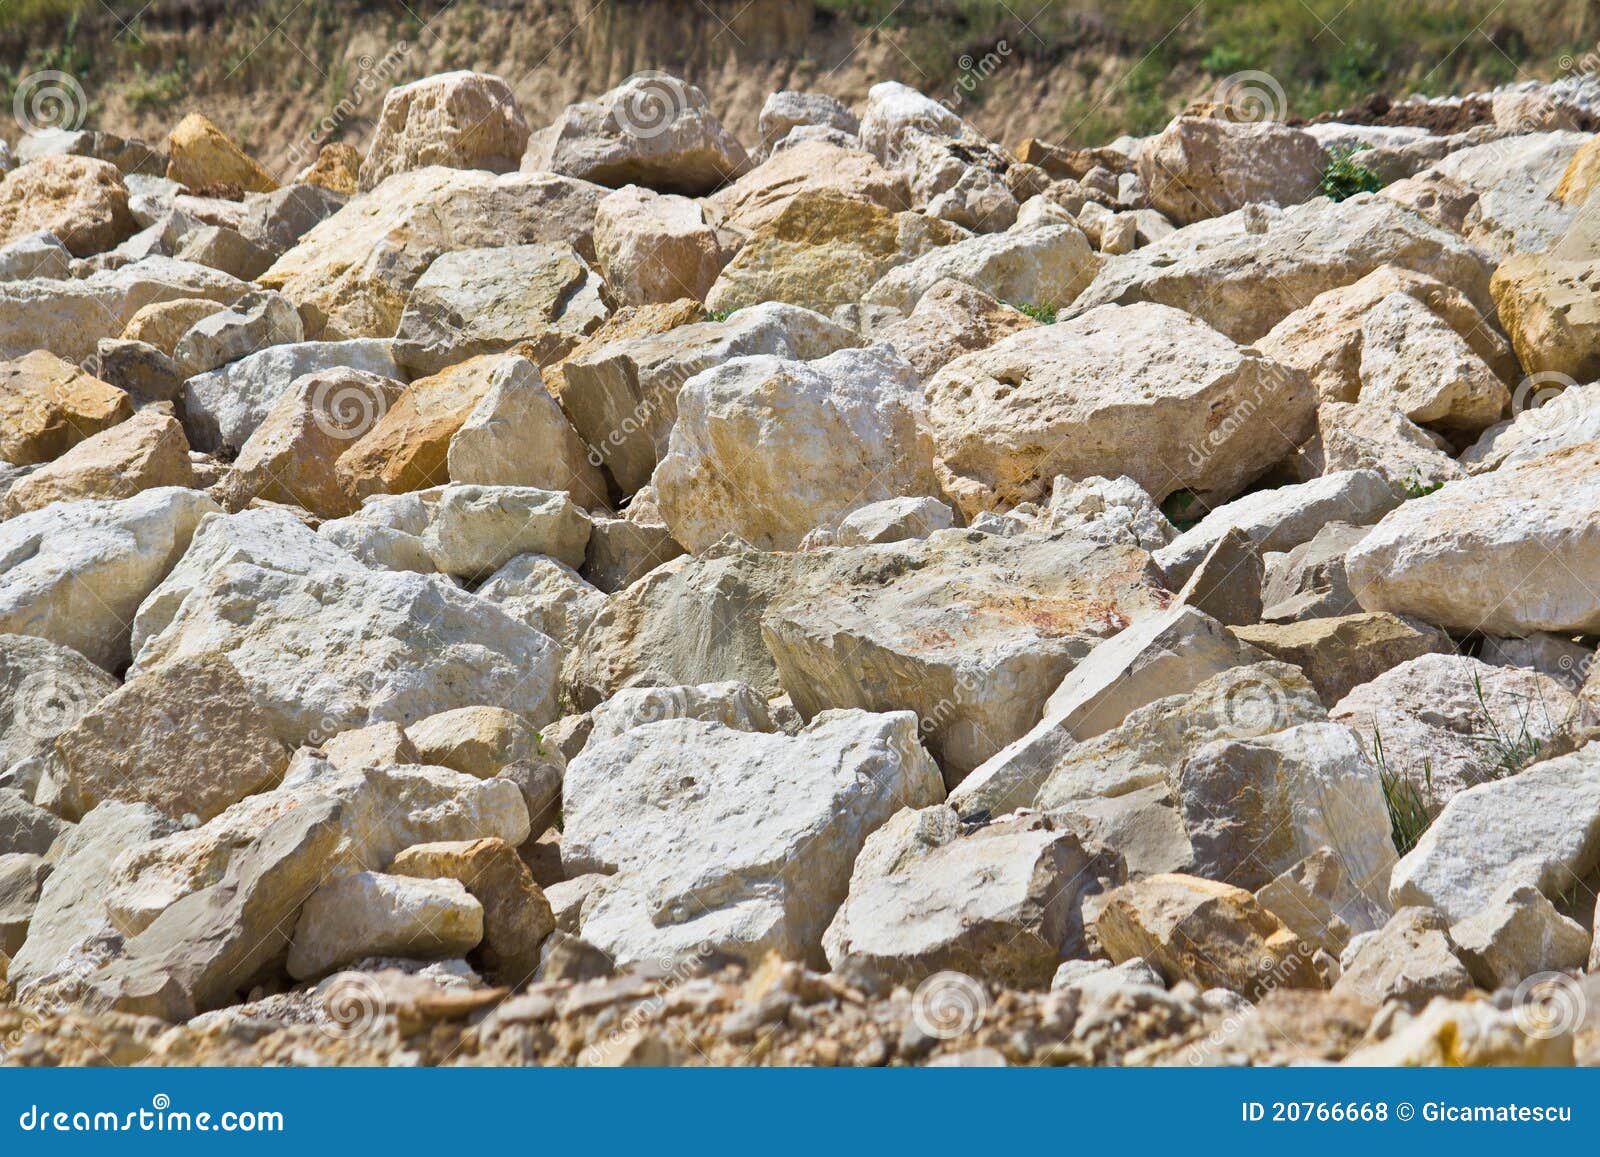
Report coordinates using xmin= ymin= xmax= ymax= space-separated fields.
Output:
xmin=1232 ymin=612 xmax=1452 ymax=707
xmin=445 ymin=355 xmax=608 ymax=509
xmin=128 ymin=561 xmax=562 ymax=746
xmin=1451 ymin=882 xmax=1590 ymax=990
xmin=951 ymin=606 xmax=1268 ymax=820
xmin=863 ymin=222 xmax=1098 ymax=313
xmin=530 ymin=73 xmax=750 ymax=195
xmin=593 ymin=185 xmax=723 ymax=306
xmin=0 ymin=351 xmax=131 ymax=467
xmin=359 ymin=71 xmax=529 ymax=191
xmin=1331 ymin=906 xmax=1473 ymax=1008
xmin=171 ymin=289 xmax=303 ymax=379
xmin=1331 ymin=654 xmax=1579 ymax=808
xmin=393 ymin=243 xmax=609 ymax=378
xmin=1138 ymin=116 xmax=1327 ymax=225
xmin=1295 ymin=402 xmax=1465 ymax=494
xmin=287 ymin=871 xmax=482 ymax=980
xmin=1463 ymin=381 xmax=1600 ymax=475
xmin=557 ymin=301 xmax=857 ymax=495
xmin=565 ymin=539 xmax=811 ymax=709
xmin=563 ymin=710 xmax=944 ymax=966
xmin=84 ymin=800 xmax=341 ymax=1020
xmin=54 ymin=653 xmax=287 ymax=822
xmin=763 ymin=528 xmax=1170 ymax=784
xmin=0 ymin=488 xmax=219 ymax=670
xmin=1069 ymin=195 xmax=1494 ymax=344
xmin=586 ymin=681 xmax=774 ymax=745
xmin=1176 ymin=721 xmax=1398 ymax=896
xmin=166 ymin=113 xmax=278 ymax=194
xmin=652 ymin=345 xmax=939 ymax=553
xmin=1347 ymin=442 xmax=1600 ymax=635
xmin=183 ymin=338 xmax=400 ymax=455
xmin=0 ymin=257 xmax=246 ymax=364
xmin=1091 ymin=873 xmax=1324 ymax=999
xmin=1 ymin=409 xmax=191 ymax=517
xmin=1154 ymin=470 xmax=1400 ymax=588
xmin=390 ymin=837 xmax=554 ymax=985
xmin=120 ymin=297 xmax=227 ymax=355
xmin=823 ymin=809 xmax=1106 ymax=987
xmin=927 ymin=302 xmax=1315 ymax=519
xmin=216 ymin=368 xmax=406 ymax=519
xmin=420 ymin=484 xmax=590 ymax=577
xmin=879 ymin=278 xmax=1038 ymax=378
xmin=706 ymin=190 xmax=965 ymax=316
xmin=334 ymin=356 xmax=499 ymax=501
xmin=1355 ymin=292 xmax=1508 ymax=434
xmin=259 ymin=168 xmax=607 ymax=340
xmin=1389 ymin=741 xmax=1600 ymax=921
xmin=405 ymin=706 xmax=542 ymax=779
xmin=758 ymin=91 xmax=858 ymax=154
xmin=704 ymin=139 xmax=908 ymax=236
xmin=0 ymin=155 xmax=136 ymax=257
xmin=0 ymin=636 xmax=119 ymax=802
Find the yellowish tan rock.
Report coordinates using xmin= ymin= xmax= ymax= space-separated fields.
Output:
xmin=166 ymin=113 xmax=279 ymax=195
xmin=3 ymin=409 xmax=192 ymax=516
xmin=0 ymin=155 xmax=136 ymax=257
xmin=0 ymin=351 xmax=132 ymax=465
xmin=120 ymin=298 xmax=229 ymax=357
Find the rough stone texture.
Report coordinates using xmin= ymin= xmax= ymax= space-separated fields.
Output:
xmin=1347 ymin=443 xmax=1600 ymax=635
xmin=55 ymin=654 xmax=288 ymax=823
xmin=475 ymin=553 xmax=606 ymax=651
xmin=1332 ymin=906 xmax=1473 ymax=1008
xmin=183 ymin=338 xmax=400 ymax=456
xmin=2 ymin=409 xmax=192 ymax=517
xmin=593 ymin=185 xmax=723 ymax=306
xmin=1175 ymin=721 xmax=1398 ymax=897
xmin=1254 ymin=847 xmax=1388 ymax=958
xmin=529 ymin=73 xmax=751 ymax=196
xmin=653 ymin=345 xmax=939 ymax=553
xmin=823 ymin=809 xmax=1104 ymax=987
xmin=0 ymin=350 xmax=131 ymax=467
xmin=166 ymin=113 xmax=278 ymax=195
xmin=287 ymin=871 xmax=483 ymax=980
xmin=1354 ymin=291 xmax=1509 ymax=434
xmin=863 ymin=222 xmax=1098 ymax=314
xmin=172 ymin=290 xmax=303 ymax=379
xmin=259 ymin=168 xmax=606 ymax=341
xmin=879 ymin=278 xmax=1039 ymax=378
xmin=1330 ymin=654 xmax=1578 ymax=807
xmin=0 ymin=487 xmax=219 ymax=671
xmin=827 ymin=496 xmax=956 ymax=547
xmin=563 ymin=710 xmax=944 ymax=967
xmin=1260 ymin=522 xmax=1373 ymax=623
xmin=953 ymin=606 xmax=1267 ymax=820
xmin=1389 ymin=741 xmax=1600 ymax=922
xmin=586 ymin=681 xmax=774 ymax=744
xmin=0 ymin=257 xmax=246 ymax=365
xmin=421 ymin=484 xmax=590 ymax=576
xmin=322 ymin=722 xmax=419 ymax=771
xmin=764 ymin=528 xmax=1169 ymax=785
xmin=0 ymin=852 xmax=48 ymax=959
xmin=0 ymin=635 xmax=120 ymax=804
xmin=1138 ymin=116 xmax=1327 ymax=225
xmin=1155 ymin=470 xmax=1401 ymax=588
xmin=393 ymin=243 xmax=608 ymax=378
xmin=390 ymin=838 xmax=554 ymax=985
xmin=1174 ymin=528 xmax=1262 ymax=627
xmin=405 ymin=706 xmax=542 ymax=779
xmin=925 ymin=302 xmax=1314 ymax=518
xmin=0 ymin=790 xmax=69 ymax=857
xmin=1232 ymin=613 xmax=1453 ymax=708
xmin=446 ymin=355 xmax=609 ymax=510
xmin=1450 ymin=882 xmax=1590 ymax=990
xmin=128 ymin=560 xmax=562 ymax=746
xmin=120 ymin=297 xmax=227 ymax=356
xmin=6 ymin=802 xmax=180 ymax=1001
xmin=217 ymin=369 xmax=407 ymax=519
xmin=359 ymin=71 xmax=530 ymax=191
xmin=1069 ymin=195 xmax=1494 ymax=344
xmin=1490 ymin=205 xmax=1600 ymax=383
xmin=758 ymin=91 xmax=859 ymax=155
xmin=84 ymin=800 xmax=341 ymax=1020
xmin=1295 ymin=401 xmax=1466 ymax=493
xmin=103 ymin=757 xmax=529 ymax=935
xmin=706 ymin=190 xmax=964 ymax=316
xmin=0 ymin=156 xmax=136 ymax=257
xmin=335 ymin=356 xmax=500 ymax=502
xmin=1091 ymin=873 xmax=1323 ymax=999
xmin=1464 ymin=381 xmax=1600 ymax=476
xmin=705 ymin=140 xmax=908 ymax=236
xmin=557 ymin=302 xmax=858 ymax=496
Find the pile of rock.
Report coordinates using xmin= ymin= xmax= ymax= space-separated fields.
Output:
xmin=3 ymin=66 xmax=1600 ymax=1068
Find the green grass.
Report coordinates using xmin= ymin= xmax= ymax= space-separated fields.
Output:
xmin=1464 ymin=670 xmax=1555 ymax=781
xmin=1319 ymin=147 xmax=1383 ymax=202
xmin=1012 ymin=301 xmax=1058 ymax=324
xmin=1371 ymin=728 xmax=1436 ymax=855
